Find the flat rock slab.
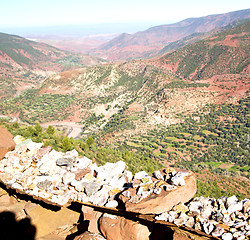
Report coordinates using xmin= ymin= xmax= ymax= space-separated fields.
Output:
xmin=25 ymin=203 xmax=80 ymax=238
xmin=120 ymin=169 xmax=196 ymax=214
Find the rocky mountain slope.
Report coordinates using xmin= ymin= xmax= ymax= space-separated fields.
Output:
xmin=91 ymin=9 xmax=250 ymax=60
xmin=0 ymin=32 xmax=103 ymax=100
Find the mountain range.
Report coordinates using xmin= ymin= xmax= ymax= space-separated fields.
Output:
xmin=91 ymin=8 xmax=250 ymax=60
xmin=0 ymin=9 xmax=249 ymax=198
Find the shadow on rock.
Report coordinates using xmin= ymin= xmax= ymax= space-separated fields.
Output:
xmin=65 ymin=220 xmax=89 ymax=240
xmin=0 ymin=211 xmax=36 ymax=240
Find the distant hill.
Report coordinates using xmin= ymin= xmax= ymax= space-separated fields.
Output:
xmin=91 ymin=9 xmax=250 ymax=60
xmin=158 ymin=20 xmax=250 ymax=80
xmin=0 ymin=32 xmax=103 ymax=99
xmin=0 ymin=21 xmax=248 ymax=129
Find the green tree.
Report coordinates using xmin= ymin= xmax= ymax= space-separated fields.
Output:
xmin=86 ymin=137 xmax=95 ymax=146
xmin=61 ymin=136 xmax=73 ymax=152
xmin=46 ymin=125 xmax=55 ymax=135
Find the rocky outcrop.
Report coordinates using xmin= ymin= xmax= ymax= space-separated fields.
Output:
xmin=0 ymin=126 xmax=15 ymax=160
xmin=99 ymin=214 xmax=151 ymax=240
xmin=0 ymin=134 xmax=249 ymax=240
xmin=0 ymin=136 xmax=195 ymax=210
xmin=119 ymin=169 xmax=196 ymax=214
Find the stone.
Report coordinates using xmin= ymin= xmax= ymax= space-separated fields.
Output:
xmin=56 ymin=157 xmax=76 ymax=167
xmin=172 ymin=203 xmax=189 ymax=214
xmin=212 ymin=224 xmax=225 ymax=237
xmin=153 ymin=170 xmax=164 ymax=180
xmin=0 ymin=126 xmax=16 ymax=160
xmin=81 ymin=205 xmax=102 ymax=234
xmin=211 ymin=211 xmax=224 ymax=222
xmin=243 ymin=199 xmax=250 ymax=214
xmin=174 ymin=213 xmax=189 ymax=226
xmin=75 ymin=167 xmax=92 ymax=180
xmin=73 ymin=231 xmax=106 ymax=240
xmin=25 ymin=203 xmax=80 ymax=238
xmin=75 ymin=156 xmax=92 ymax=169
xmin=37 ymin=179 xmax=53 ymax=190
xmin=168 ymin=211 xmax=178 ymax=222
xmin=121 ymin=169 xmax=196 ymax=214
xmin=203 ymin=222 xmax=214 ymax=235
xmin=32 ymin=146 xmax=52 ymax=161
xmin=171 ymin=171 xmax=189 ymax=186
xmin=221 ymin=232 xmax=233 ymax=240
xmin=188 ymin=201 xmax=202 ymax=215
xmin=155 ymin=212 xmax=169 ymax=221
xmin=134 ymin=171 xmax=149 ymax=180
xmin=95 ymin=161 xmax=126 ymax=184
xmin=84 ymin=182 xmax=101 ymax=196
xmin=185 ymin=217 xmax=195 ymax=228
xmin=99 ymin=214 xmax=151 ymax=240
xmin=105 ymin=200 xmax=118 ymax=208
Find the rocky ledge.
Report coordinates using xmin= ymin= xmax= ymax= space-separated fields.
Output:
xmin=0 ymin=136 xmax=195 ymax=209
xmin=0 ymin=135 xmax=249 ymax=240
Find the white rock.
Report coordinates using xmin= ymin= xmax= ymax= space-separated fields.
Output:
xmin=123 ymin=170 xmax=133 ymax=182
xmin=168 ymin=211 xmax=178 ymax=222
xmin=96 ymin=161 xmax=126 ymax=184
xmin=134 ymin=171 xmax=149 ymax=180
xmin=188 ymin=201 xmax=202 ymax=214
xmin=90 ymin=185 xmax=111 ymax=206
xmin=154 ymin=188 xmax=161 ymax=194
xmin=155 ymin=212 xmax=169 ymax=221
xmin=103 ymin=213 xmax=118 ymax=220
xmin=64 ymin=149 xmax=78 ymax=158
xmin=212 ymin=225 xmax=224 ymax=237
xmin=203 ymin=222 xmax=214 ymax=235
xmin=13 ymin=135 xmax=25 ymax=144
xmin=171 ymin=171 xmax=189 ymax=186
xmin=105 ymin=200 xmax=118 ymax=208
xmin=153 ymin=170 xmax=164 ymax=180
xmin=228 ymin=201 xmax=243 ymax=214
xmin=62 ymin=172 xmax=75 ymax=185
xmin=226 ymin=196 xmax=238 ymax=209
xmin=51 ymin=194 xmax=70 ymax=206
xmin=222 ymin=233 xmax=233 ymax=240
xmin=75 ymin=156 xmax=92 ymax=169
xmin=11 ymin=182 xmax=23 ymax=190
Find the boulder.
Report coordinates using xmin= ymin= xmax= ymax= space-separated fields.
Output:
xmin=99 ymin=214 xmax=151 ymax=240
xmin=74 ymin=231 xmax=106 ymax=240
xmin=81 ymin=205 xmax=102 ymax=234
xmin=120 ymin=169 xmax=196 ymax=214
xmin=0 ymin=126 xmax=15 ymax=160
xmin=24 ymin=202 xmax=80 ymax=238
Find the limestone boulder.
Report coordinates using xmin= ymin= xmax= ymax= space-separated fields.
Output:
xmin=0 ymin=126 xmax=15 ymax=160
xmin=120 ymin=169 xmax=196 ymax=214
xmin=99 ymin=214 xmax=151 ymax=240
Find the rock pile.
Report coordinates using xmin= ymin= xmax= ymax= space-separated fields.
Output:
xmin=156 ymin=196 xmax=250 ymax=240
xmin=1 ymin=134 xmax=249 ymax=240
xmin=0 ymin=136 xmax=194 ymax=210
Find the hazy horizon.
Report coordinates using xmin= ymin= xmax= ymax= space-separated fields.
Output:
xmin=0 ymin=0 xmax=249 ymax=37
